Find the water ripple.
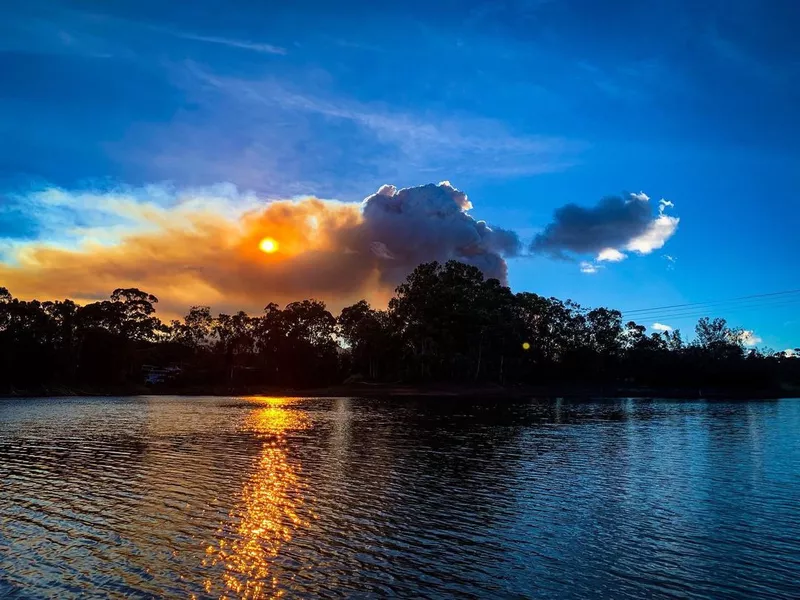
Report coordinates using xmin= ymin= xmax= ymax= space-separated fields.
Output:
xmin=1 ymin=396 xmax=799 ymax=598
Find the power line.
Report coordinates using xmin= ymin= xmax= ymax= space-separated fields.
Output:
xmin=628 ymin=298 xmax=800 ymax=324
xmin=628 ymin=297 xmax=800 ymax=321
xmin=622 ymin=289 xmax=800 ymax=315
xmin=621 ymin=288 xmax=800 ymax=317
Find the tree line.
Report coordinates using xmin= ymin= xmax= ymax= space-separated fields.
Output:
xmin=1 ymin=260 xmax=798 ymax=394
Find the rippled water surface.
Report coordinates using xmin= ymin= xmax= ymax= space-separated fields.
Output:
xmin=1 ymin=396 xmax=799 ymax=599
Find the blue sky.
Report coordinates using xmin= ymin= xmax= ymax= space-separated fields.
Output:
xmin=1 ymin=0 xmax=799 ymax=349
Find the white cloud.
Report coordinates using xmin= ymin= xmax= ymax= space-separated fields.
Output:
xmin=626 ymin=214 xmax=680 ymax=254
xmin=736 ymin=330 xmax=763 ymax=347
xmin=783 ymin=349 xmax=796 ymax=357
xmin=186 ymin=70 xmax=582 ymax=182
xmin=631 ymin=191 xmax=650 ymax=201
xmin=164 ymin=30 xmax=286 ymax=55
xmin=652 ymin=323 xmax=673 ymax=332
xmin=625 ymin=198 xmax=679 ymax=254
xmin=580 ymin=261 xmax=600 ymax=274
xmin=597 ymin=248 xmax=626 ymax=262
xmin=7 ymin=183 xmax=262 ymax=252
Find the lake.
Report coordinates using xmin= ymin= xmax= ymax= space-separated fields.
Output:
xmin=1 ymin=396 xmax=798 ymax=599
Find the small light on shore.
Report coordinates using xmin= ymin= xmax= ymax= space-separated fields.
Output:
xmin=522 ymin=342 xmax=531 ymax=350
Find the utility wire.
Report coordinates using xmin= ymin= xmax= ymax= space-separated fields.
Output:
xmin=626 ymin=300 xmax=800 ymax=324
xmin=627 ymin=297 xmax=800 ymax=321
xmin=621 ymin=289 xmax=800 ymax=317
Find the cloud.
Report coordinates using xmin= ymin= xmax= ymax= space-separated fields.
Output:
xmin=597 ymin=248 xmax=626 ymax=262
xmin=706 ymin=26 xmax=790 ymax=86
xmin=736 ymin=330 xmax=763 ymax=347
xmin=652 ymin=323 xmax=673 ymax=332
xmin=353 ymin=181 xmax=520 ymax=286
xmin=580 ymin=261 xmax=600 ymax=274
xmin=168 ymin=31 xmax=286 ymax=55
xmin=185 ymin=71 xmax=581 ymax=184
xmin=621 ymin=198 xmax=680 ymax=255
xmin=0 ymin=182 xmax=519 ymax=318
xmin=531 ymin=192 xmax=679 ymax=266
xmin=626 ymin=213 xmax=680 ymax=254
xmin=369 ymin=241 xmax=395 ymax=260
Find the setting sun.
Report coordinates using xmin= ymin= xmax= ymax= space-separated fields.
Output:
xmin=259 ymin=237 xmax=279 ymax=254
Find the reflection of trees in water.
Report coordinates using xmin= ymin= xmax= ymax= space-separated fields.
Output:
xmin=309 ymin=399 xmax=536 ymax=574
xmin=203 ymin=398 xmax=309 ymax=600
xmin=0 ymin=397 xmax=151 ymax=482
xmin=308 ymin=399 xmax=672 ymax=556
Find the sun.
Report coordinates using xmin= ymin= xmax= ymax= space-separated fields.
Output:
xmin=259 ymin=237 xmax=279 ymax=254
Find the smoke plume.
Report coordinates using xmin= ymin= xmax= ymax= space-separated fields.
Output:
xmin=0 ymin=182 xmax=519 ymax=317
xmin=355 ymin=182 xmax=520 ymax=284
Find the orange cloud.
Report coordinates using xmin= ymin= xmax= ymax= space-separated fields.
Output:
xmin=1 ymin=196 xmax=380 ymax=319
xmin=1 ymin=182 xmax=519 ymax=319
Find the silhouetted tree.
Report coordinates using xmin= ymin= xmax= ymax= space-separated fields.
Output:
xmin=338 ymin=300 xmax=399 ymax=380
xmin=1 ymin=262 xmax=798 ymax=394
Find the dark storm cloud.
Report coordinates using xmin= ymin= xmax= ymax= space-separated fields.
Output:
xmin=530 ymin=193 xmax=657 ymax=258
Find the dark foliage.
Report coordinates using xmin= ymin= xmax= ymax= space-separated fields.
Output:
xmin=1 ymin=262 xmax=798 ymax=393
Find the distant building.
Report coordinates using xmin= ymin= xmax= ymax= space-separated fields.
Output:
xmin=142 ymin=364 xmax=181 ymax=385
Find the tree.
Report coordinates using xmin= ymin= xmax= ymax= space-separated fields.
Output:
xmin=213 ymin=311 xmax=256 ymax=382
xmin=171 ymin=306 xmax=213 ymax=349
xmin=587 ymin=308 xmax=624 ymax=356
xmin=1 ymin=261 xmax=798 ymax=393
xmin=663 ymin=329 xmax=684 ymax=352
xmin=694 ymin=317 xmax=744 ymax=361
xmin=390 ymin=261 xmax=492 ymax=381
xmin=280 ymin=300 xmax=338 ymax=385
xmin=695 ymin=317 xmax=730 ymax=347
xmin=110 ymin=288 xmax=161 ymax=341
xmin=514 ymin=293 xmax=586 ymax=381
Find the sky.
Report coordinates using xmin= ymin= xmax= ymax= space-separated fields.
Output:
xmin=1 ymin=0 xmax=799 ymax=350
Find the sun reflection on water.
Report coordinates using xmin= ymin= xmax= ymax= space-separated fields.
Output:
xmin=203 ymin=397 xmax=309 ymax=599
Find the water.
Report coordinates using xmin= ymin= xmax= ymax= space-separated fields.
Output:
xmin=1 ymin=396 xmax=799 ymax=599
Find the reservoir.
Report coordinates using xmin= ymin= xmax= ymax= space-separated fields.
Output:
xmin=1 ymin=396 xmax=798 ymax=599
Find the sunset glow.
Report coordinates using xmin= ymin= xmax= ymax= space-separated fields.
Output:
xmin=203 ymin=397 xmax=309 ymax=598
xmin=259 ymin=237 xmax=279 ymax=254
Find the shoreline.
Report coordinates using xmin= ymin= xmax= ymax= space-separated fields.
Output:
xmin=1 ymin=382 xmax=797 ymax=400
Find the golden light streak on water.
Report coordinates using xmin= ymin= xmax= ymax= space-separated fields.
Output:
xmin=204 ymin=398 xmax=309 ymax=599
